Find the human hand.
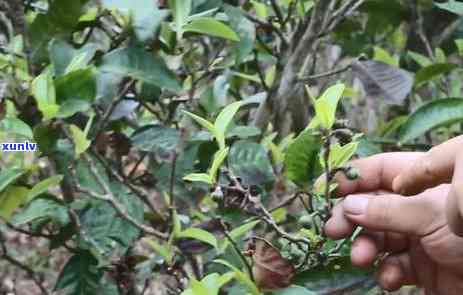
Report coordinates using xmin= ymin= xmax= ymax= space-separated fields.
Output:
xmin=324 ymin=151 xmax=463 ymax=294
xmin=392 ymin=136 xmax=463 ymax=237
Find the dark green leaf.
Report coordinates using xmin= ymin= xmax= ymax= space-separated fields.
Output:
xmin=0 ymin=168 xmax=25 ymax=193
xmin=54 ymin=252 xmax=103 ymax=295
xmin=102 ymin=0 xmax=168 ymax=42
xmin=229 ymin=140 xmax=275 ymax=185
xmin=0 ymin=117 xmax=33 ymax=139
xmin=99 ymin=47 xmax=181 ymax=91
xmin=76 ymin=162 xmax=144 ymax=254
xmin=12 ymin=195 xmax=69 ymax=227
xmin=224 ymin=4 xmax=256 ymax=64
xmin=414 ymin=63 xmax=458 ymax=87
xmin=131 ymin=124 xmax=180 ymax=157
xmin=399 ymin=98 xmax=463 ymax=142
xmin=284 ymin=130 xmax=322 ymax=187
xmin=270 ymin=285 xmax=317 ymax=295
xmin=49 ymin=40 xmax=98 ymax=77
xmin=184 ymin=17 xmax=240 ymax=41
xmin=435 ymin=0 xmax=463 ymax=15
xmin=0 ymin=186 xmax=29 ymax=221
xmin=27 ymin=175 xmax=63 ymax=202
xmin=29 ymin=0 xmax=88 ymax=61
xmin=294 ymin=257 xmax=376 ymax=294
xmin=177 ymin=227 xmax=218 ymax=249
xmin=55 ymin=68 xmax=97 ymax=103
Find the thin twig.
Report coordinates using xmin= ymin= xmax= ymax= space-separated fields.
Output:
xmin=298 ymin=64 xmax=351 ymax=82
xmin=244 ymin=12 xmax=289 ymax=48
xmin=220 ymin=221 xmax=254 ymax=281
xmin=270 ymin=0 xmax=285 ymax=30
xmin=80 ymin=154 xmax=167 ymax=239
xmin=95 ymin=79 xmax=135 ymax=136
xmin=0 ymin=240 xmax=50 ymax=295
xmin=90 ymin=150 xmax=164 ymax=219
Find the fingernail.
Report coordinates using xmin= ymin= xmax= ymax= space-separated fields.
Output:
xmin=343 ymin=196 xmax=369 ymax=215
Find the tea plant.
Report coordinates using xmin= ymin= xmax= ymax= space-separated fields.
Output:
xmin=1 ymin=0 xmax=463 ymax=294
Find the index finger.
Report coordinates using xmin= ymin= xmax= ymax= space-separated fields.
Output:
xmin=392 ymin=136 xmax=463 ymax=196
xmin=334 ymin=152 xmax=423 ymax=197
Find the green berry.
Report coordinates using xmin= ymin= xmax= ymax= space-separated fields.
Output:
xmin=298 ymin=215 xmax=313 ymax=229
xmin=345 ymin=167 xmax=360 ymax=180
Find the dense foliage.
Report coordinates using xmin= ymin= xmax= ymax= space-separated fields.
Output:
xmin=1 ymin=0 xmax=463 ymax=294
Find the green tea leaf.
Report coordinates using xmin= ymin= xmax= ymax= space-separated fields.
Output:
xmin=209 ymin=148 xmax=229 ymax=182
xmin=131 ymin=124 xmax=180 ymax=156
xmin=214 ymin=260 xmax=261 ymax=295
xmin=0 ymin=186 xmax=29 ymax=221
xmin=215 ymin=101 xmax=244 ymax=148
xmin=220 ymin=220 xmax=260 ymax=252
xmin=100 ymin=47 xmax=181 ymax=91
xmin=12 ymin=195 xmax=69 ymax=226
xmin=55 ymin=68 xmax=97 ymax=103
xmin=270 ymin=285 xmax=317 ymax=295
xmin=435 ymin=0 xmax=463 ymax=15
xmin=183 ymin=111 xmax=216 ymax=136
xmin=183 ymin=173 xmax=213 ymax=184
xmin=0 ymin=168 xmax=25 ymax=193
xmin=184 ymin=17 xmax=240 ymax=41
xmin=294 ymin=257 xmax=376 ymax=294
xmin=328 ymin=142 xmax=359 ymax=169
xmin=103 ymin=0 xmax=168 ymax=42
xmin=178 ymin=227 xmax=218 ymax=250
xmin=314 ymin=84 xmax=345 ymax=129
xmin=32 ymin=68 xmax=59 ymax=120
xmin=229 ymin=141 xmax=275 ymax=186
xmin=69 ymin=124 xmax=91 ymax=157
xmin=399 ymin=98 xmax=463 ymax=142
xmin=284 ymin=130 xmax=322 ymax=187
xmin=54 ymin=252 xmax=103 ymax=295
xmin=414 ymin=63 xmax=458 ymax=87
xmin=27 ymin=175 xmax=63 ymax=203
xmin=0 ymin=117 xmax=33 ymax=139
xmin=170 ymin=0 xmax=192 ymax=39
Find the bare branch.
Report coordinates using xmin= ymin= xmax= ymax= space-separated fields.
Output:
xmin=79 ymin=154 xmax=168 ymax=240
xmin=0 ymin=238 xmax=50 ymax=295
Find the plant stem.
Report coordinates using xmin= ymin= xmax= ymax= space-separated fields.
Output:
xmin=220 ymin=221 xmax=254 ymax=281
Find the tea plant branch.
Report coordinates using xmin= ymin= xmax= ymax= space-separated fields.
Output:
xmin=259 ymin=206 xmax=312 ymax=250
xmin=324 ymin=0 xmax=366 ymax=34
xmin=322 ymin=133 xmax=333 ymax=213
xmin=297 ymin=63 xmax=352 ymax=82
xmin=127 ymin=152 xmax=148 ymax=179
xmin=95 ymin=79 xmax=136 ymax=136
xmin=220 ymin=220 xmax=254 ymax=281
xmin=6 ymin=222 xmax=54 ymax=239
xmin=90 ymin=150 xmax=164 ymax=219
xmin=0 ymin=239 xmax=50 ymax=295
xmin=414 ymin=3 xmax=434 ymax=61
xmin=79 ymin=154 xmax=168 ymax=239
xmin=169 ymin=150 xmax=178 ymax=233
xmin=254 ymin=50 xmax=270 ymax=92
xmin=270 ymin=0 xmax=285 ymax=30
xmin=244 ymin=12 xmax=289 ymax=48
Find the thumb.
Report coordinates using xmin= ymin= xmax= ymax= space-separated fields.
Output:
xmin=342 ymin=194 xmax=436 ymax=235
xmin=447 ymin=151 xmax=463 ymax=237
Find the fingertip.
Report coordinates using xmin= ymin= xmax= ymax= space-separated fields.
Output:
xmin=324 ymin=216 xmax=354 ymax=240
xmin=377 ymin=260 xmax=404 ymax=291
xmin=324 ymin=202 xmax=355 ymax=239
xmin=350 ymin=235 xmax=379 ymax=268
